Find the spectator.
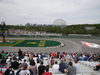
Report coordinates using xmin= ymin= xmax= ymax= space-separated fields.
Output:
xmin=84 ymin=55 xmax=88 ymax=61
xmin=54 ymin=52 xmax=57 ymax=58
xmin=42 ymin=65 xmax=52 ymax=75
xmin=57 ymin=52 xmax=60 ymax=58
xmin=6 ymin=58 xmax=12 ymax=69
xmin=74 ymin=60 xmax=79 ymax=74
xmin=60 ymin=53 xmax=64 ymax=59
xmin=1 ymin=52 xmax=6 ymax=59
xmin=20 ymin=59 xmax=28 ymax=69
xmin=50 ymin=57 xmax=54 ymax=67
xmin=16 ymin=67 xmax=33 ymax=75
xmin=37 ymin=56 xmax=40 ymax=63
xmin=0 ymin=64 xmax=3 ymax=68
xmin=13 ymin=55 xmax=17 ymax=60
xmin=93 ymin=54 xmax=98 ymax=61
xmin=0 ymin=72 xmax=3 ymax=75
xmin=4 ymin=66 xmax=14 ymax=75
xmin=1 ymin=63 xmax=7 ymax=74
xmin=59 ymin=59 xmax=66 ymax=73
xmin=1 ymin=50 xmax=4 ymax=54
xmin=30 ymin=56 xmax=34 ymax=62
xmin=52 ymin=61 xmax=59 ymax=73
xmin=63 ymin=58 xmax=68 ymax=67
xmin=18 ymin=49 xmax=22 ymax=60
xmin=80 ymin=56 xmax=84 ymax=61
xmin=29 ymin=59 xmax=37 ymax=75
xmin=11 ymin=58 xmax=19 ymax=70
xmin=38 ymin=61 xmax=45 ymax=75
xmin=40 ymin=53 xmax=43 ymax=61
xmin=1 ymin=57 xmax=6 ymax=65
xmin=67 ymin=58 xmax=73 ymax=64
xmin=64 ymin=62 xmax=76 ymax=75
xmin=0 ymin=53 xmax=2 ymax=59
xmin=26 ymin=55 xmax=30 ymax=62
xmin=93 ymin=60 xmax=100 ymax=71
xmin=16 ymin=67 xmax=27 ymax=75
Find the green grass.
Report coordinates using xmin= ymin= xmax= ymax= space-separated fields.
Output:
xmin=0 ymin=40 xmax=24 ymax=47
xmin=0 ymin=40 xmax=61 ymax=47
xmin=45 ymin=40 xmax=61 ymax=47
xmin=14 ymin=40 xmax=41 ymax=47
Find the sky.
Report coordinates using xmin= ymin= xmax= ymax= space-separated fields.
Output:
xmin=0 ymin=0 xmax=100 ymax=25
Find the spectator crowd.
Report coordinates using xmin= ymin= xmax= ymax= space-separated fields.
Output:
xmin=0 ymin=49 xmax=100 ymax=75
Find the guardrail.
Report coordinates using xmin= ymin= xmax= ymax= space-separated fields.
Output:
xmin=0 ymin=36 xmax=100 ymax=39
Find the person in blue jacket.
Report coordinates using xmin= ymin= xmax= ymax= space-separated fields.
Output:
xmin=59 ymin=59 xmax=66 ymax=73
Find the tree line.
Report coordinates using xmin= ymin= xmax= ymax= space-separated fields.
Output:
xmin=6 ymin=24 xmax=100 ymax=36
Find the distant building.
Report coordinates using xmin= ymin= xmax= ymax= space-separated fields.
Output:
xmin=25 ymin=23 xmax=31 ymax=26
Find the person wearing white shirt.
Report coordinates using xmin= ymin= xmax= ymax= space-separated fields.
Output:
xmin=74 ymin=60 xmax=79 ymax=74
xmin=52 ymin=61 xmax=59 ymax=73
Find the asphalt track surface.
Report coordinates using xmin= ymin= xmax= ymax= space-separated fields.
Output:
xmin=0 ymin=38 xmax=100 ymax=53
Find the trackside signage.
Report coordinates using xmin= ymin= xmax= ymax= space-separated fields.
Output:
xmin=81 ymin=41 xmax=100 ymax=48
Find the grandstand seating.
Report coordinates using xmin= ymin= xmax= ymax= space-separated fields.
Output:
xmin=78 ymin=61 xmax=99 ymax=68
xmin=8 ymin=29 xmax=62 ymax=37
xmin=0 ymin=51 xmax=100 ymax=75
xmin=17 ymin=56 xmax=100 ymax=75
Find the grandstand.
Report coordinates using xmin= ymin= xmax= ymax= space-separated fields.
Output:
xmin=68 ymin=34 xmax=92 ymax=37
xmin=8 ymin=29 xmax=62 ymax=37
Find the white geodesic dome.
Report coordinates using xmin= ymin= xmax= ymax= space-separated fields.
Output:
xmin=53 ymin=19 xmax=66 ymax=25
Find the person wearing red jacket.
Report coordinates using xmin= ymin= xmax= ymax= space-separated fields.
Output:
xmin=54 ymin=52 xmax=57 ymax=58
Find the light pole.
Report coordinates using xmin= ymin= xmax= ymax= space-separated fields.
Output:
xmin=0 ymin=21 xmax=6 ymax=42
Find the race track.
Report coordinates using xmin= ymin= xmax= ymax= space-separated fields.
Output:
xmin=0 ymin=38 xmax=100 ymax=53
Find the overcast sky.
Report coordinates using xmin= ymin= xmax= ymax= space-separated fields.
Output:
xmin=0 ymin=0 xmax=100 ymax=25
